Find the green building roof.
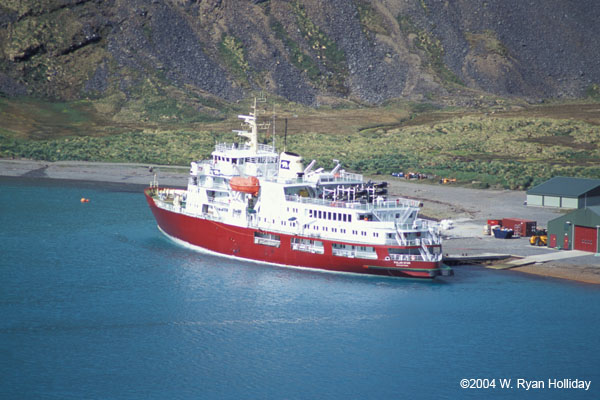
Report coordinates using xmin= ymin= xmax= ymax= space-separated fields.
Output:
xmin=527 ymin=176 xmax=600 ymax=197
xmin=548 ymin=205 xmax=600 ymax=226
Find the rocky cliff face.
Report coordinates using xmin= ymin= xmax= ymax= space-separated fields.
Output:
xmin=1 ymin=0 xmax=598 ymax=107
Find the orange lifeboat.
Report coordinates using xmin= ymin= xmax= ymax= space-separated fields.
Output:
xmin=229 ymin=176 xmax=260 ymax=196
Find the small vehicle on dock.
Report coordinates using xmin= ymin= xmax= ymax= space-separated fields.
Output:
xmin=529 ymin=229 xmax=548 ymax=246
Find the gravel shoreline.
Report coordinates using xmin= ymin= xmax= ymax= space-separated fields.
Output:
xmin=2 ymin=158 xmax=598 ymax=284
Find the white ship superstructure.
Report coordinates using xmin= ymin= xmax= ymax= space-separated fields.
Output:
xmin=146 ymin=99 xmax=450 ymax=279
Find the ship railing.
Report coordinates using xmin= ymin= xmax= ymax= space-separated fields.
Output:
xmin=270 ymin=171 xmax=363 ymax=185
xmin=254 ymin=237 xmax=281 ymax=247
xmin=214 ymin=142 xmax=276 ymax=154
xmin=355 ymin=250 xmax=378 ymax=259
xmin=257 ymin=143 xmax=277 ymax=153
xmin=314 ymin=171 xmax=364 ymax=183
xmin=373 ymin=198 xmax=421 ymax=209
xmin=192 ymin=178 xmax=230 ymax=190
xmin=395 ymin=219 xmax=438 ymax=231
xmin=388 ymin=253 xmax=425 ymax=262
xmin=332 ymin=248 xmax=378 ymax=259
xmin=154 ymin=199 xmax=185 ymax=215
xmin=419 ymin=237 xmax=440 ymax=247
xmin=291 ymin=243 xmax=325 ymax=254
xmin=394 ymin=236 xmax=442 ymax=247
xmin=332 ymin=249 xmax=355 ymax=258
xmin=403 ymin=239 xmax=423 ymax=246
xmin=199 ymin=212 xmax=223 ymax=222
xmin=285 ymin=196 xmax=420 ymax=210
xmin=389 ymin=253 xmax=442 ymax=262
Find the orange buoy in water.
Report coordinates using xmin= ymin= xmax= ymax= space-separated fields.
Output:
xmin=80 ymin=197 xmax=90 ymax=203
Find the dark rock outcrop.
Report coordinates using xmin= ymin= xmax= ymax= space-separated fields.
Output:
xmin=0 ymin=0 xmax=598 ymax=106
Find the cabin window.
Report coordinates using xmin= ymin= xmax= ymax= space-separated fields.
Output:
xmin=254 ymin=232 xmax=280 ymax=247
xmin=291 ymin=238 xmax=324 ymax=254
xmin=332 ymin=243 xmax=376 ymax=259
xmin=284 ymin=186 xmax=315 ymax=198
xmin=327 ymin=212 xmax=332 ymax=220
xmin=318 ymin=210 xmax=322 ymax=219
xmin=389 ymin=248 xmax=420 ymax=256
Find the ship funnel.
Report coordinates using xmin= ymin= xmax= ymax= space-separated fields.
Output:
xmin=279 ymin=151 xmax=304 ymax=180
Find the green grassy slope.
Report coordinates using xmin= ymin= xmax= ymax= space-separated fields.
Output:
xmin=1 ymin=96 xmax=598 ymax=190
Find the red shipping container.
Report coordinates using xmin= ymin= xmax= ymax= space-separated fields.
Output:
xmin=487 ymin=219 xmax=502 ymax=226
xmin=502 ymin=218 xmax=537 ymax=237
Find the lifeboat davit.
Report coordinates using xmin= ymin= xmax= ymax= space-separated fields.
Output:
xmin=229 ymin=176 xmax=260 ymax=196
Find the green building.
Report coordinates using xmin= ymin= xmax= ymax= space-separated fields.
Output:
xmin=526 ymin=177 xmax=600 ymax=209
xmin=547 ymin=206 xmax=600 ymax=252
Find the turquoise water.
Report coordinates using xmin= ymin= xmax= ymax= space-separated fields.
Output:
xmin=1 ymin=178 xmax=599 ymax=399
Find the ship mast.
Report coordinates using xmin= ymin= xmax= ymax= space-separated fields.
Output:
xmin=234 ymin=98 xmax=258 ymax=153
xmin=234 ymin=96 xmax=269 ymax=154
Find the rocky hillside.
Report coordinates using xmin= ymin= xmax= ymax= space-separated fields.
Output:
xmin=1 ymin=0 xmax=599 ymax=109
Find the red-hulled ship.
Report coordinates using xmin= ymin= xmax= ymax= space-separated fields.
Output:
xmin=145 ymin=99 xmax=452 ymax=279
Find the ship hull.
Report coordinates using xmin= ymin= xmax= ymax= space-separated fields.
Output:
xmin=145 ymin=189 xmax=447 ymax=279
